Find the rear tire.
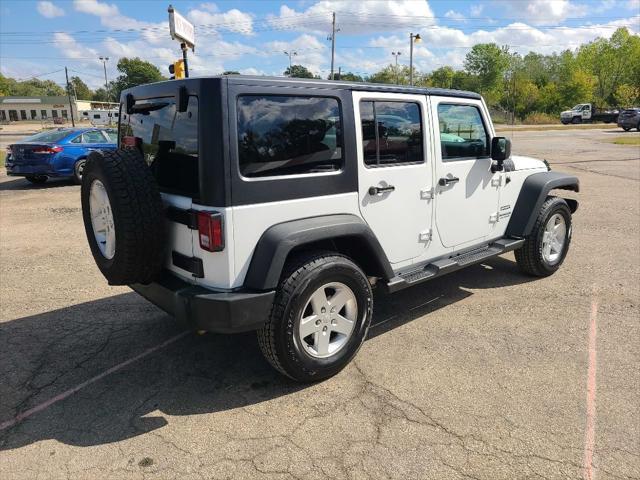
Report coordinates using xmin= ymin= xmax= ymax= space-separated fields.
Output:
xmin=73 ymin=158 xmax=86 ymax=184
xmin=81 ymin=149 xmax=166 ymax=285
xmin=25 ymin=175 xmax=47 ymax=184
xmin=515 ymin=196 xmax=572 ymax=277
xmin=622 ymin=127 xmax=631 ymax=132
xmin=257 ymin=252 xmax=373 ymax=382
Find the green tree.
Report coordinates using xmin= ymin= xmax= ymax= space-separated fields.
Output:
xmin=428 ymin=66 xmax=455 ymax=89
xmin=330 ymin=71 xmax=363 ymax=81
xmin=284 ymin=65 xmax=316 ymax=78
xmin=577 ymin=28 xmax=640 ymax=105
xmin=615 ymin=84 xmax=640 ymax=107
xmin=67 ymin=76 xmax=92 ymax=100
xmin=464 ymin=43 xmax=510 ymax=100
xmin=111 ymin=57 xmax=165 ymax=100
xmin=92 ymin=87 xmax=111 ymax=102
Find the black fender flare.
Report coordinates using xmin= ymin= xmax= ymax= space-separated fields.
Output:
xmin=505 ymin=171 xmax=579 ymax=238
xmin=243 ymin=214 xmax=394 ymax=290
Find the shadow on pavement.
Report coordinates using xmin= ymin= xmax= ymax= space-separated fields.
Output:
xmin=0 ymin=256 xmax=535 ymax=450
xmin=0 ymin=177 xmax=76 ymax=191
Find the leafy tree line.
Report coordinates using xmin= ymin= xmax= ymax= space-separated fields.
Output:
xmin=1 ymin=28 xmax=637 ymax=122
xmin=0 ymin=57 xmax=165 ymax=102
xmin=312 ymin=27 xmax=638 ymax=122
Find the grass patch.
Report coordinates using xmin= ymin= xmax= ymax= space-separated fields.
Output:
xmin=608 ymin=136 xmax=640 ymax=146
xmin=495 ymin=124 xmax=618 ymax=132
xmin=0 ymin=150 xmax=5 ymax=167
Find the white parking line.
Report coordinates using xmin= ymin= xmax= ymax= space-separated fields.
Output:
xmin=0 ymin=331 xmax=190 ymax=431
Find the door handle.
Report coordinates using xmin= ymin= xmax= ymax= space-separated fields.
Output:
xmin=368 ymin=185 xmax=395 ymax=195
xmin=438 ymin=177 xmax=460 ymax=186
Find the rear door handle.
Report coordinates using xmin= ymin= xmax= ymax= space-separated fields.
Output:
xmin=369 ymin=185 xmax=395 ymax=195
xmin=438 ymin=177 xmax=460 ymax=186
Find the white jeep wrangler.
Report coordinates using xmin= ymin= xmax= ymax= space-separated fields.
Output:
xmin=81 ymin=76 xmax=579 ymax=382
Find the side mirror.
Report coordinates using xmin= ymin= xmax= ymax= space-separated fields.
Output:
xmin=491 ymin=137 xmax=511 ymax=172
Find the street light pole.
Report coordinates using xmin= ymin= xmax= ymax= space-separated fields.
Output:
xmin=99 ymin=56 xmax=109 ymax=101
xmin=409 ymin=33 xmax=421 ymax=86
xmin=284 ymin=50 xmax=297 ymax=75
xmin=392 ymin=51 xmax=402 ymax=84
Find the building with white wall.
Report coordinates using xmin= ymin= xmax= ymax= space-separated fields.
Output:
xmin=0 ymin=96 xmax=118 ymax=122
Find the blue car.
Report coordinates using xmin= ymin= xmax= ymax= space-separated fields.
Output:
xmin=5 ymin=128 xmax=117 ymax=184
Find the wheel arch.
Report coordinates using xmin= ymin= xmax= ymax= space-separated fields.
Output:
xmin=506 ymin=171 xmax=579 ymax=238
xmin=243 ymin=214 xmax=395 ymax=290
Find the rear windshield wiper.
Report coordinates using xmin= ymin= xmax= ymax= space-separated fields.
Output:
xmin=129 ymin=101 xmax=169 ymax=114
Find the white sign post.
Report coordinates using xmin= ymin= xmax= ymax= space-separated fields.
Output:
xmin=168 ymin=5 xmax=195 ymax=77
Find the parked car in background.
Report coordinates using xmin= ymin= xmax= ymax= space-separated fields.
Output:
xmin=5 ymin=127 xmax=117 ymax=184
xmin=560 ymin=103 xmax=619 ymax=124
xmin=617 ymin=108 xmax=640 ymax=131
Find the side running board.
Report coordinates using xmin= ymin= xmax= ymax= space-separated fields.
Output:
xmin=385 ymin=238 xmax=525 ymax=293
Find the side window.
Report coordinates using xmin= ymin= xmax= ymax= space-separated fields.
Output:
xmin=437 ymin=104 xmax=489 ymax=161
xmin=103 ymin=129 xmax=118 ymax=143
xmin=237 ymin=95 xmax=343 ymax=178
xmin=359 ymin=100 xmax=423 ymax=167
xmin=82 ymin=131 xmax=107 ymax=143
xmin=70 ymin=135 xmax=82 ymax=144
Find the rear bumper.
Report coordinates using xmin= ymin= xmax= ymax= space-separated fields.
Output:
xmin=618 ymin=118 xmax=638 ymax=127
xmin=5 ymin=163 xmax=68 ymax=177
xmin=131 ymin=272 xmax=275 ymax=334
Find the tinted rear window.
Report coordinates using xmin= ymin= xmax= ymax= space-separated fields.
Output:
xmin=23 ymin=130 xmax=71 ymax=143
xmin=237 ymin=95 xmax=343 ymax=178
xmin=119 ymin=96 xmax=199 ymax=198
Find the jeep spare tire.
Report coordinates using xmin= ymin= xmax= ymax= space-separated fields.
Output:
xmin=81 ymin=149 xmax=166 ymax=285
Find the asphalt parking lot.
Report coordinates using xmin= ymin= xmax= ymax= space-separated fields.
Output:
xmin=0 ymin=127 xmax=638 ymax=479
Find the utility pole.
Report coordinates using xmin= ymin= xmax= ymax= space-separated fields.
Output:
xmin=64 ymin=67 xmax=76 ymax=127
xmin=337 ymin=66 xmax=342 ymax=80
xmin=284 ymin=50 xmax=297 ymax=75
xmin=409 ymin=33 xmax=421 ymax=86
xmin=329 ymin=12 xmax=337 ymax=80
xmin=99 ymin=56 xmax=109 ymax=101
xmin=392 ymin=51 xmax=402 ymax=84
xmin=181 ymin=42 xmax=190 ymax=78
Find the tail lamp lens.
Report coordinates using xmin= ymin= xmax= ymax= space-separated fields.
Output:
xmin=197 ymin=212 xmax=224 ymax=252
xmin=33 ymin=146 xmax=63 ymax=154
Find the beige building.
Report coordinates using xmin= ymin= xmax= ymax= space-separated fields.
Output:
xmin=0 ymin=96 xmax=118 ymax=122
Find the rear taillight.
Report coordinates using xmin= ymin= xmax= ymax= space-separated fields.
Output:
xmin=33 ymin=146 xmax=63 ymax=154
xmin=197 ymin=211 xmax=224 ymax=252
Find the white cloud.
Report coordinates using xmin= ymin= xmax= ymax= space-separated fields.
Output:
xmin=444 ymin=10 xmax=466 ymax=22
xmin=73 ymin=0 xmax=118 ymax=17
xmin=267 ymin=0 xmax=435 ymax=35
xmin=37 ymin=1 xmax=64 ymax=18
xmin=627 ymin=0 xmax=640 ymax=10
xmin=505 ymin=0 xmax=588 ymax=25
xmin=470 ymin=4 xmax=484 ymax=17
xmin=264 ymin=34 xmax=327 ymax=75
xmin=187 ymin=7 xmax=254 ymax=35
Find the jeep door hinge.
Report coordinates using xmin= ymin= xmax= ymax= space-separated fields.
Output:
xmin=420 ymin=188 xmax=434 ymax=200
xmin=491 ymin=176 xmax=502 ymax=187
xmin=419 ymin=229 xmax=432 ymax=242
xmin=489 ymin=212 xmax=499 ymax=223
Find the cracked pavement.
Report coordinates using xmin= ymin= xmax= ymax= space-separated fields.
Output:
xmin=0 ymin=128 xmax=639 ymax=479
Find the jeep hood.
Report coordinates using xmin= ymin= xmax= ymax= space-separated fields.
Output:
xmin=509 ymin=155 xmax=547 ymax=171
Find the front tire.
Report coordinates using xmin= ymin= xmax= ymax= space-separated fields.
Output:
xmin=258 ymin=252 xmax=373 ymax=382
xmin=622 ymin=127 xmax=631 ymax=132
xmin=572 ymin=116 xmax=582 ymax=124
xmin=515 ymin=196 xmax=572 ymax=277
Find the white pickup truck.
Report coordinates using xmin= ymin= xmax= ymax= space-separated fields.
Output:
xmin=560 ymin=103 xmax=619 ymax=124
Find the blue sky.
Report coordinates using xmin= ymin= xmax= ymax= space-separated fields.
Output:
xmin=0 ymin=0 xmax=638 ymax=90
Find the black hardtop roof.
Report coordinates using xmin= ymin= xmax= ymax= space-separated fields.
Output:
xmin=122 ymin=75 xmax=482 ymax=102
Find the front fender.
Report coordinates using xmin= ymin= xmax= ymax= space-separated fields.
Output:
xmin=505 ymin=171 xmax=579 ymax=238
xmin=243 ymin=214 xmax=394 ymax=290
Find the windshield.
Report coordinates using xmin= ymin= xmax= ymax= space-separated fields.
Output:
xmin=22 ymin=129 xmax=71 ymax=143
xmin=571 ymin=104 xmax=587 ymax=111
